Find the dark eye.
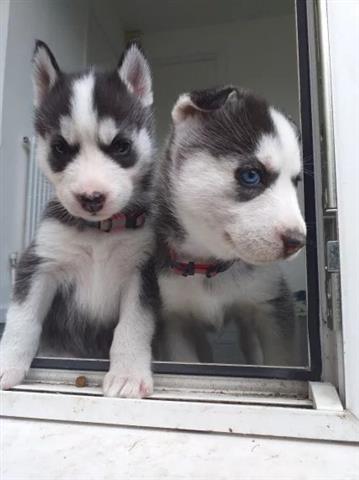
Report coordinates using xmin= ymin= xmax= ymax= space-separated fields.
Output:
xmin=51 ymin=136 xmax=71 ymax=156
xmin=109 ymin=136 xmax=131 ymax=156
xmin=236 ymin=168 xmax=262 ymax=187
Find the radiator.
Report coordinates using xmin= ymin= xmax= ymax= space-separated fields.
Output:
xmin=23 ymin=136 xmax=54 ymax=246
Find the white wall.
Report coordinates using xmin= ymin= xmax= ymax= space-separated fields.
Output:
xmin=0 ymin=0 xmax=89 ymax=318
xmin=86 ymin=0 xmax=124 ymax=68
xmin=143 ymin=15 xmax=299 ymax=141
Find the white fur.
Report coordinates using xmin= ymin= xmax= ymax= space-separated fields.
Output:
xmin=98 ymin=117 xmax=118 ymax=145
xmin=71 ymin=73 xmax=97 ymax=140
xmin=60 ymin=115 xmax=78 ymax=145
xmin=171 ymin=94 xmax=196 ymax=123
xmin=104 ymin=272 xmax=154 ymax=397
xmin=0 ymin=273 xmax=57 ymax=389
xmin=55 ymin=145 xmax=135 ymax=221
xmin=133 ymin=128 xmax=153 ymax=163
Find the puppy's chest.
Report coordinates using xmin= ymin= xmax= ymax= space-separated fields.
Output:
xmin=159 ymin=273 xmax=236 ymax=328
xmin=38 ymin=222 xmax=151 ymax=320
xmin=69 ymin=240 xmax=129 ymax=300
xmin=159 ymin=264 xmax=281 ymax=328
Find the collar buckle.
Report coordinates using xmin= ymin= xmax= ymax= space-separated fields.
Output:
xmin=169 ymin=248 xmax=234 ymax=278
xmin=126 ymin=212 xmax=146 ymax=229
xmin=99 ymin=218 xmax=113 ymax=232
xmin=96 ymin=212 xmax=146 ymax=233
xmin=182 ymin=261 xmax=195 ymax=277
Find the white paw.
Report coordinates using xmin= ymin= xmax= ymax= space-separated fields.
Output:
xmin=103 ymin=369 xmax=153 ymax=398
xmin=0 ymin=367 xmax=27 ymax=390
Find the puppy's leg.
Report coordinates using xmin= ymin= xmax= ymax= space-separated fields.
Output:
xmin=237 ymin=299 xmax=305 ymax=366
xmin=0 ymin=251 xmax=57 ymax=389
xmin=235 ymin=305 xmax=264 ymax=365
xmin=160 ymin=309 xmax=215 ymax=363
xmin=160 ymin=316 xmax=202 ymax=363
xmin=255 ymin=300 xmax=306 ymax=367
xmin=103 ymin=269 xmax=156 ymax=398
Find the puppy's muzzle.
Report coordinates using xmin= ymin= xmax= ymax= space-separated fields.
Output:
xmin=281 ymin=230 xmax=306 ymax=257
xmin=76 ymin=191 xmax=106 ymax=213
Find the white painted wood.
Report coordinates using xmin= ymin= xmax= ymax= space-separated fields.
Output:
xmin=306 ymin=0 xmax=344 ymax=391
xmin=14 ymin=383 xmax=313 ymax=407
xmin=1 ymin=389 xmax=358 ymax=442
xmin=15 ymin=368 xmax=312 ymax=407
xmin=327 ymin=0 xmax=359 ymax=419
xmin=2 ymin=417 xmax=359 ymax=480
xmin=309 ymin=382 xmax=343 ymax=411
xmin=24 ymin=368 xmax=309 ymax=396
xmin=13 ymin=384 xmax=312 ymax=407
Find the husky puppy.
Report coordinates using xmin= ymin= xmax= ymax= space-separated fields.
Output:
xmin=154 ymin=87 xmax=307 ymax=366
xmin=0 ymin=41 xmax=157 ymax=397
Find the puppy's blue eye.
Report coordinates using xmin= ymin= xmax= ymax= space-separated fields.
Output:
xmin=237 ymin=168 xmax=262 ymax=187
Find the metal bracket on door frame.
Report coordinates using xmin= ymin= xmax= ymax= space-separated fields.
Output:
xmin=326 ymin=240 xmax=340 ymax=273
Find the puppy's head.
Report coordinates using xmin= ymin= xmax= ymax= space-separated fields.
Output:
xmin=32 ymin=41 xmax=154 ymax=221
xmin=169 ymin=86 xmax=306 ymax=264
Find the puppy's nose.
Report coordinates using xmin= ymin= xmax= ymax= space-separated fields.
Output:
xmin=281 ymin=230 xmax=306 ymax=257
xmin=76 ymin=191 xmax=106 ymax=213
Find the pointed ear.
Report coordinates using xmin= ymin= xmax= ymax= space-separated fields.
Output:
xmin=118 ymin=43 xmax=153 ymax=107
xmin=172 ymin=87 xmax=238 ymax=123
xmin=32 ymin=40 xmax=60 ymax=107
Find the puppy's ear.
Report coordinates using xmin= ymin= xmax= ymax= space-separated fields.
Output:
xmin=118 ymin=43 xmax=153 ymax=107
xmin=32 ymin=40 xmax=60 ymax=108
xmin=172 ymin=87 xmax=238 ymax=123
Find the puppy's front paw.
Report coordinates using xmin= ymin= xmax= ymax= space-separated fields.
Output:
xmin=103 ymin=369 xmax=153 ymax=398
xmin=0 ymin=367 xmax=27 ymax=390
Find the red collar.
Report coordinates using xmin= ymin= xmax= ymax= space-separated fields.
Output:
xmin=86 ymin=211 xmax=146 ymax=232
xmin=169 ymin=249 xmax=234 ymax=278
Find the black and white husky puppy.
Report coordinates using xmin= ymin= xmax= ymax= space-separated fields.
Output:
xmin=0 ymin=41 xmax=156 ymax=397
xmin=155 ymin=87 xmax=307 ymax=366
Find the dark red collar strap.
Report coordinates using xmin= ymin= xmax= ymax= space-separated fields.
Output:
xmin=169 ymin=249 xmax=234 ymax=278
xmin=86 ymin=211 xmax=146 ymax=233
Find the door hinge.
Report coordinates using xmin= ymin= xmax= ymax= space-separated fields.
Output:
xmin=326 ymin=240 xmax=340 ymax=273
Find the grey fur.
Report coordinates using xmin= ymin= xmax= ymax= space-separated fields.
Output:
xmin=40 ymin=285 xmax=116 ymax=358
xmin=177 ymin=87 xmax=275 ymax=157
xmin=42 ymin=200 xmax=86 ymax=228
xmin=13 ymin=243 xmax=42 ymax=304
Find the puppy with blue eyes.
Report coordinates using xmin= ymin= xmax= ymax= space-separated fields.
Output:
xmin=153 ymin=87 xmax=307 ymax=365
xmin=0 ymin=41 xmax=156 ymax=397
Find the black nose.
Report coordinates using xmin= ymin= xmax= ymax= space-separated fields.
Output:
xmin=282 ymin=230 xmax=306 ymax=256
xmin=76 ymin=191 xmax=106 ymax=213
